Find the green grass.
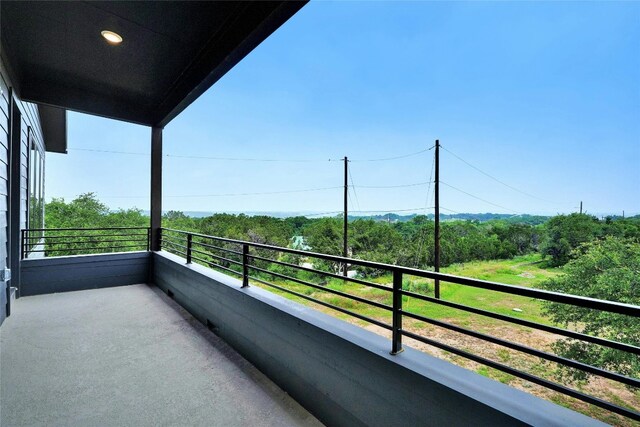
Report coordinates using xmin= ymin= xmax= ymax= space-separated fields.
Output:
xmin=382 ymin=253 xmax=562 ymax=325
xmin=248 ymin=253 xmax=562 ymax=329
xmin=243 ymin=254 xmax=640 ymax=426
xmin=476 ymin=366 xmax=515 ymax=384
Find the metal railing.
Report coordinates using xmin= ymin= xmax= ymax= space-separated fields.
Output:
xmin=21 ymin=227 xmax=151 ymax=259
xmin=160 ymin=227 xmax=640 ymax=421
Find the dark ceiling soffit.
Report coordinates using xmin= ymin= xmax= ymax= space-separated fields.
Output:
xmin=154 ymin=1 xmax=307 ymax=128
xmin=12 ymin=1 xmax=307 ymax=129
xmin=38 ymin=104 xmax=67 ymax=154
xmin=21 ymin=78 xmax=153 ymax=126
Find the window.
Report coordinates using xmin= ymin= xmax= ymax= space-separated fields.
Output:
xmin=28 ymin=136 xmax=44 ymax=247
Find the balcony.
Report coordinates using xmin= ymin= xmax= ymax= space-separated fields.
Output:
xmin=0 ymin=283 xmax=321 ymax=426
xmin=10 ymin=227 xmax=639 ymax=426
xmin=2 ymin=3 xmax=637 ymax=425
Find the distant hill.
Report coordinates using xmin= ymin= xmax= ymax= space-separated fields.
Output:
xmin=347 ymin=213 xmax=550 ymax=225
xmin=149 ymin=210 xmax=551 ymax=225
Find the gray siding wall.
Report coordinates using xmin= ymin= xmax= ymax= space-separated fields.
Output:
xmin=152 ymin=251 xmax=603 ymax=427
xmin=20 ymin=252 xmax=150 ymax=297
xmin=0 ymin=63 xmax=9 ymax=325
xmin=0 ymin=57 xmax=47 ymax=325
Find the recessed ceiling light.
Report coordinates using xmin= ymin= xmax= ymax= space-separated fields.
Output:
xmin=101 ymin=30 xmax=122 ymax=45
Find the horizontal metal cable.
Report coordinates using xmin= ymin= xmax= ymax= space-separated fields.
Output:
xmin=192 ymin=240 xmax=243 ymax=256
xmin=249 ymin=254 xmax=393 ymax=292
xmin=33 ymin=244 xmax=145 ymax=253
xmin=190 ymin=255 xmax=243 ymax=277
xmin=161 ymin=228 xmax=640 ymax=317
xmin=401 ymin=288 xmax=640 ymax=354
xmin=248 ymin=275 xmax=392 ymax=330
xmin=401 ymin=330 xmax=640 ymax=421
xmin=401 ymin=310 xmax=639 ymax=387
xmin=190 ymin=248 xmax=242 ymax=266
xmin=249 ymin=265 xmax=393 ymax=312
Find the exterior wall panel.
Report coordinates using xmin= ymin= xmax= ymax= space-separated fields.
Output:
xmin=152 ymin=251 xmax=604 ymax=427
xmin=0 ymin=56 xmax=47 ymax=325
xmin=0 ymin=66 xmax=9 ymax=325
xmin=20 ymin=252 xmax=151 ymax=296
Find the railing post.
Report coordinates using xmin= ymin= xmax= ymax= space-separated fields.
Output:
xmin=186 ymin=233 xmax=193 ymax=264
xmin=242 ymin=244 xmax=249 ymax=288
xmin=147 ymin=227 xmax=151 ymax=252
xmin=20 ymin=229 xmax=25 ymax=260
xmin=391 ymin=269 xmax=404 ymax=355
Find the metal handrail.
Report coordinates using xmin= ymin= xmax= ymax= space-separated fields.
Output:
xmin=21 ymin=227 xmax=151 ymax=259
xmin=161 ymin=228 xmax=639 ymax=316
xmin=25 ymin=226 xmax=150 ymax=232
xmin=160 ymin=227 xmax=640 ymax=421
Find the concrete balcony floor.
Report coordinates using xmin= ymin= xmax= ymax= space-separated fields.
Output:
xmin=0 ymin=284 xmax=323 ymax=427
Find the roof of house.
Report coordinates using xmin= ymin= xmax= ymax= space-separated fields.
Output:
xmin=1 ymin=1 xmax=306 ymax=133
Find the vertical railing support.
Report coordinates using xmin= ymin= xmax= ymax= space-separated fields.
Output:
xmin=242 ymin=244 xmax=249 ymax=288
xmin=20 ymin=229 xmax=26 ymax=260
xmin=391 ymin=269 xmax=404 ymax=355
xmin=186 ymin=233 xmax=193 ymax=264
xmin=147 ymin=227 xmax=151 ymax=252
xmin=150 ymin=127 xmax=163 ymax=251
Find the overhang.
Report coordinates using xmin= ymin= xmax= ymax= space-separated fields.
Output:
xmin=38 ymin=104 xmax=67 ymax=154
xmin=0 ymin=1 xmax=306 ymax=128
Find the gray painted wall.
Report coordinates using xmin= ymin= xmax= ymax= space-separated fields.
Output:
xmin=0 ymin=56 xmax=47 ymax=325
xmin=152 ymin=251 xmax=604 ymax=427
xmin=0 ymin=57 xmax=9 ymax=325
xmin=20 ymin=252 xmax=150 ymax=296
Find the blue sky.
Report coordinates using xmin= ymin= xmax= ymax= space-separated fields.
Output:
xmin=47 ymin=1 xmax=640 ymax=216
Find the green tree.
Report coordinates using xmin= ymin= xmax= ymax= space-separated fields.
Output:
xmin=540 ymin=237 xmax=640 ymax=381
xmin=540 ymin=213 xmax=601 ymax=266
xmin=303 ymin=217 xmax=343 ymax=273
xmin=44 ymin=193 xmax=149 ymax=256
xmin=163 ymin=211 xmax=199 ymax=232
xmin=350 ymin=219 xmax=402 ymax=276
xmin=45 ymin=193 xmax=110 ymax=228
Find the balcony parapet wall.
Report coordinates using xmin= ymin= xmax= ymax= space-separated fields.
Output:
xmin=152 ymin=250 xmax=604 ymax=427
xmin=20 ymin=252 xmax=150 ymax=296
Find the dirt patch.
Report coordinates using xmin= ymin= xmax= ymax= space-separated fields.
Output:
xmin=518 ymin=272 xmax=536 ymax=279
xmin=359 ymin=318 xmax=639 ymax=426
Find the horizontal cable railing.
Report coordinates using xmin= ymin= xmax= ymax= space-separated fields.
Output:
xmin=160 ymin=227 xmax=640 ymax=422
xmin=22 ymin=227 xmax=150 ymax=259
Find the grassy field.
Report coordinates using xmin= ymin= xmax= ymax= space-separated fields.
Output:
xmin=242 ymin=252 xmax=639 ymax=426
xmin=255 ymin=253 xmax=562 ymax=328
xmin=399 ymin=253 xmax=561 ymax=325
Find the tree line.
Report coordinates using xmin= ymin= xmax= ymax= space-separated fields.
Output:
xmin=44 ymin=193 xmax=640 ymax=270
xmin=42 ymin=194 xmax=640 ymax=381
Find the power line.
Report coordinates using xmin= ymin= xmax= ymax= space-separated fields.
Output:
xmin=69 ymin=148 xmax=328 ymax=163
xmin=348 ymin=166 xmax=362 ymax=212
xmin=414 ymin=149 xmax=436 ymax=268
xmin=354 ymin=180 xmax=434 ymax=189
xmin=101 ymin=186 xmax=342 ymax=199
xmin=424 ymin=152 xmax=436 ymax=213
xmin=440 ymin=146 xmax=562 ymax=205
xmin=69 ymin=148 xmax=148 ymax=156
xmin=165 ymin=153 xmax=324 ymax=163
xmin=70 ymin=146 xmax=431 ymax=164
xmin=169 ymin=186 xmax=342 ymax=198
xmin=348 ymin=147 xmax=430 ymax=162
xmin=440 ymin=181 xmax=521 ymax=214
xmin=349 ymin=207 xmax=434 ymax=214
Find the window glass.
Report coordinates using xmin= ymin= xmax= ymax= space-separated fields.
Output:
xmin=28 ymin=139 xmax=44 ymax=251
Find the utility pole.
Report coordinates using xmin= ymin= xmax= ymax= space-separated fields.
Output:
xmin=343 ymin=156 xmax=348 ymax=277
xmin=434 ymin=140 xmax=440 ymax=299
xmin=580 ymin=201 xmax=583 ymax=214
